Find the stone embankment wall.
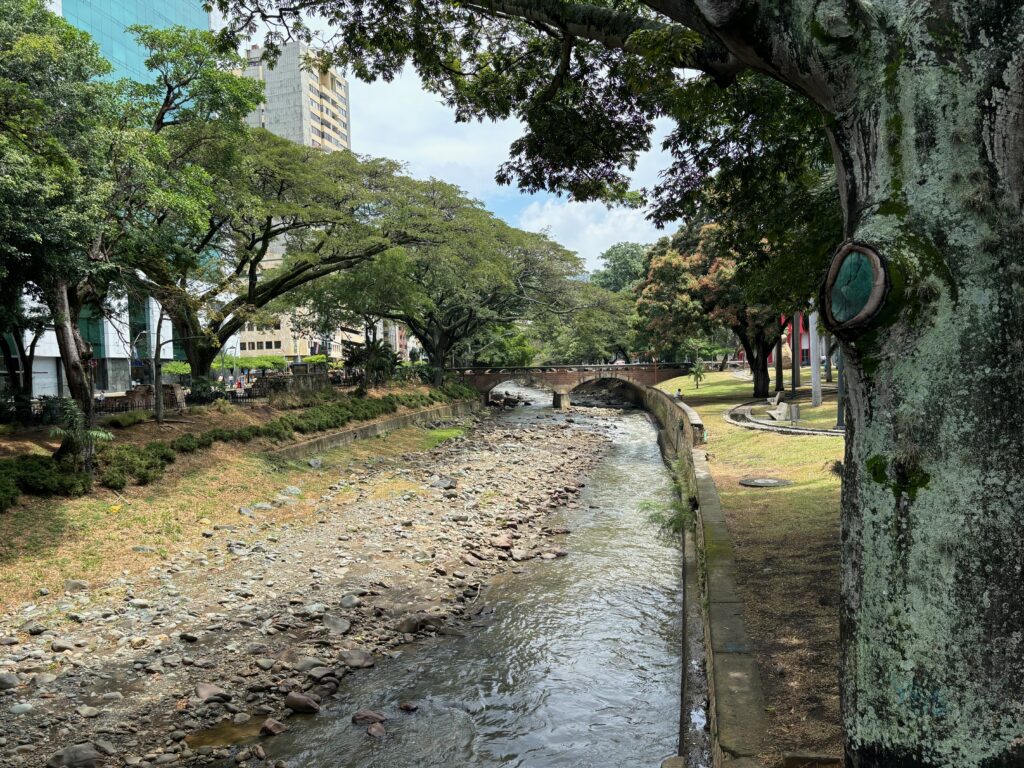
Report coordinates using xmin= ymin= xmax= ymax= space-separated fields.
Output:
xmin=641 ymin=386 xmax=700 ymax=504
xmin=270 ymin=400 xmax=480 ymax=461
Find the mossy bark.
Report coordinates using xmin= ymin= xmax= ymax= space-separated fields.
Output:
xmin=813 ymin=7 xmax=1024 ymax=765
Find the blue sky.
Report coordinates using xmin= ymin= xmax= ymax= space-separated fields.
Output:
xmin=347 ymin=70 xmax=672 ymax=271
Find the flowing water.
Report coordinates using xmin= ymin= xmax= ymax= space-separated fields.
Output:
xmin=239 ymin=385 xmax=709 ymax=768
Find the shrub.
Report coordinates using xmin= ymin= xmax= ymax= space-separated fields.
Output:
xmin=100 ymin=468 xmax=128 ymax=491
xmin=11 ymin=455 xmax=90 ymax=496
xmin=146 ymin=442 xmax=176 ymax=464
xmin=171 ymin=434 xmax=199 ymax=453
xmin=102 ymin=410 xmax=151 ymax=429
xmin=0 ymin=470 xmax=19 ymax=512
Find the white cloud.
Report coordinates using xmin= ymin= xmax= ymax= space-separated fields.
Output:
xmin=517 ymin=198 xmax=666 ymax=271
xmin=348 ymin=70 xmax=675 ymax=269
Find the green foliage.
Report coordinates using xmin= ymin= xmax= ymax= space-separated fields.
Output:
xmin=0 ymin=454 xmax=91 ymax=511
xmin=102 ymin=410 xmax=151 ymax=428
xmin=691 ymin=360 xmax=706 ymax=389
xmin=162 ymin=360 xmax=191 ymax=376
xmin=590 ymin=242 xmax=648 ymax=293
xmin=344 ymin=338 xmax=399 ymax=386
xmin=534 ymin=282 xmax=637 ymax=364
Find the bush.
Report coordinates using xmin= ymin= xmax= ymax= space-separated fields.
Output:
xmin=146 ymin=442 xmax=176 ymax=464
xmin=171 ymin=434 xmax=199 ymax=453
xmin=0 ymin=471 xmax=19 ymax=512
xmin=100 ymin=468 xmax=128 ymax=491
xmin=102 ymin=410 xmax=151 ymax=429
xmin=11 ymin=455 xmax=90 ymax=496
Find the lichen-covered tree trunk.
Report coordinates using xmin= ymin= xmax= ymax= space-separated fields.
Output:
xmin=819 ymin=12 xmax=1024 ymax=764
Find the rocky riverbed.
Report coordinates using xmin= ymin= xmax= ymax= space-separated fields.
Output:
xmin=0 ymin=409 xmax=613 ymax=768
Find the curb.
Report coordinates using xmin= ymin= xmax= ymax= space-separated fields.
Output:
xmin=685 ymin=408 xmax=768 ymax=766
xmin=724 ymin=402 xmax=844 ymax=437
xmin=268 ymin=400 xmax=480 ymax=460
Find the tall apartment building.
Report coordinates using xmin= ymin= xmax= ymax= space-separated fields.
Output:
xmin=14 ymin=2 xmax=210 ymax=397
xmin=242 ymin=42 xmax=351 ymax=151
xmin=237 ymin=41 xmax=358 ymax=361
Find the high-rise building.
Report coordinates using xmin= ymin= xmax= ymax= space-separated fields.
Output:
xmin=237 ymin=41 xmax=357 ymax=361
xmin=243 ymin=41 xmax=351 ymax=151
xmin=51 ymin=1 xmax=210 ymax=80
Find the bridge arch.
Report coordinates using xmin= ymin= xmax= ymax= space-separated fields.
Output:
xmin=452 ymin=364 xmax=690 ymax=410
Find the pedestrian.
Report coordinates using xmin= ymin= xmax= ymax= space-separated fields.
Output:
xmin=675 ymin=388 xmax=682 ymax=399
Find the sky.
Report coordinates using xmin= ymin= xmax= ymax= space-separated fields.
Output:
xmin=347 ymin=71 xmax=673 ymax=272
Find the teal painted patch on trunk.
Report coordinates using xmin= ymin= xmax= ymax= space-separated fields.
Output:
xmin=831 ymin=249 xmax=875 ymax=323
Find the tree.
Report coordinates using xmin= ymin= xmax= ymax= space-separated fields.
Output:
xmin=591 ymin=242 xmax=648 ymax=293
xmin=0 ymin=0 xmax=114 ymax=435
xmin=133 ymin=127 xmax=429 ymax=378
xmin=454 ymin=324 xmax=538 ymax=367
xmin=534 ymin=282 xmax=637 ymax=364
xmin=638 ymin=224 xmax=783 ymax=397
xmin=215 ymin=2 xmax=1024 ymax=759
xmin=298 ymin=190 xmax=582 ymax=384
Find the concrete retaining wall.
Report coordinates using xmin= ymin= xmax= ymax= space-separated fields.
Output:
xmin=269 ymin=399 xmax=480 ymax=461
xmin=641 ymin=386 xmax=699 ymax=504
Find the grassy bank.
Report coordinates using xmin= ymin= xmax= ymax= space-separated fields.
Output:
xmin=0 ymin=383 xmax=474 ymax=512
xmin=660 ymin=370 xmax=844 ymax=765
xmin=0 ymin=420 xmax=467 ymax=610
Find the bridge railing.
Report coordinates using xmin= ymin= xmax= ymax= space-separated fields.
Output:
xmin=448 ymin=363 xmax=692 ymax=375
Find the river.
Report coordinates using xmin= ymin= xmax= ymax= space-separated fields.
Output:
xmin=242 ymin=385 xmax=709 ymax=768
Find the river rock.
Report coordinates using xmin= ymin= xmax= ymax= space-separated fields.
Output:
xmin=47 ymin=742 xmax=104 ymax=768
xmin=195 ymin=682 xmax=231 ymax=703
xmin=64 ymin=579 xmax=90 ymax=593
xmin=340 ymin=594 xmax=361 ymax=609
xmin=461 ymin=553 xmax=482 ymax=568
xmin=322 ymin=614 xmax=351 ymax=635
xmin=351 ymin=709 xmax=387 ymax=725
xmin=75 ymin=705 xmax=100 ymax=718
xmin=398 ymin=701 xmax=419 ymax=712
xmin=261 ymin=718 xmax=287 ymax=736
xmin=0 ymin=672 xmax=18 ymax=690
xmin=284 ymin=691 xmax=320 ymax=714
xmin=366 ymin=722 xmax=386 ymax=738
xmin=339 ymin=648 xmax=374 ymax=668
xmin=393 ymin=615 xmax=424 ymax=634
xmin=490 ymin=534 xmax=514 ymax=550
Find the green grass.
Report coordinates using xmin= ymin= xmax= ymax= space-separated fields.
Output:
xmin=659 ymin=370 xmax=844 ymax=759
xmin=421 ymin=427 xmax=465 ymax=450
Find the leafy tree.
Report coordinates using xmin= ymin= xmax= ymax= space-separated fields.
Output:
xmin=455 ymin=324 xmax=538 ymax=367
xmin=534 ymin=282 xmax=637 ymax=364
xmin=638 ymin=225 xmax=783 ymax=398
xmin=300 ymin=191 xmax=581 ymax=385
xmin=223 ymin=2 xmax=1024 ymax=756
xmin=0 ymin=0 xmax=114 ymax=429
xmin=590 ymin=242 xmax=648 ymax=293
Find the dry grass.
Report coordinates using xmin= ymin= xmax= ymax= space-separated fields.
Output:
xmin=659 ymin=371 xmax=844 ymax=766
xmin=0 ymin=422 xmax=463 ymax=610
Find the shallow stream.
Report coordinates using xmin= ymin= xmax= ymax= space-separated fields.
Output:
xmin=240 ymin=385 xmax=708 ymax=767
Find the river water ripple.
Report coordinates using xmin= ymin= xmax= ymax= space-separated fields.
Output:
xmin=256 ymin=386 xmax=706 ymax=768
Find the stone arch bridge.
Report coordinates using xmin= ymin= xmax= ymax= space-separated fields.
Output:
xmin=451 ymin=364 xmax=692 ymax=409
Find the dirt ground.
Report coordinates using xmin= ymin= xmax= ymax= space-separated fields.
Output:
xmin=663 ymin=371 xmax=844 ymax=766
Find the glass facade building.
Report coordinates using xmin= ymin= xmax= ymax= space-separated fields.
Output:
xmin=59 ymin=0 xmax=208 ymax=80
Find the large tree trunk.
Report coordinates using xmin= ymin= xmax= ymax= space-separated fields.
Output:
xmin=821 ymin=18 xmax=1024 ymax=764
xmin=47 ymin=281 xmax=93 ymax=422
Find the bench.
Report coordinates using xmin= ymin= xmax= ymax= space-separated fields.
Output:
xmin=767 ymin=391 xmax=784 ymax=407
xmin=766 ymin=402 xmax=790 ymax=421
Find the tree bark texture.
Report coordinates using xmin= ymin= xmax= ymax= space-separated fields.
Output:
xmin=806 ymin=7 xmax=1024 ymax=765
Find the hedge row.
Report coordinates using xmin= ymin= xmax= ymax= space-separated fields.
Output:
xmin=97 ymin=382 xmax=475 ymax=491
xmin=0 ymin=383 xmax=476 ymax=509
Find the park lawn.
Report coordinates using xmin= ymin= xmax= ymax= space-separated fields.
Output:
xmin=0 ymin=422 xmax=463 ymax=611
xmin=750 ymin=396 xmax=840 ymax=431
xmin=660 ymin=370 xmax=845 ymax=766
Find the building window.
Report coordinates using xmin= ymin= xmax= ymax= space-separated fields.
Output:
xmin=274 ymin=340 xmax=282 ymax=349
xmin=256 ymin=341 xmax=264 ymax=350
